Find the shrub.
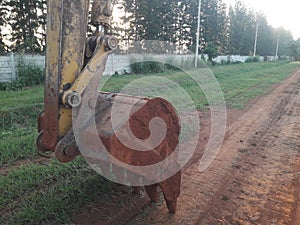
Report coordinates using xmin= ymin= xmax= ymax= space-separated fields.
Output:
xmin=246 ymin=56 xmax=260 ymax=63
xmin=231 ymin=61 xmax=242 ymax=64
xmin=245 ymin=57 xmax=253 ymax=63
xmin=129 ymin=55 xmax=208 ymax=74
xmin=203 ymin=43 xmax=218 ymax=64
xmin=253 ymin=56 xmax=260 ymax=62
xmin=165 ymin=56 xmax=180 ymax=71
xmin=130 ymin=57 xmax=167 ymax=74
xmin=221 ymin=59 xmax=228 ymax=65
xmin=17 ymin=57 xmax=45 ymax=86
xmin=201 ymin=54 xmax=207 ymax=62
xmin=0 ymin=81 xmax=24 ymax=91
xmin=0 ymin=56 xmax=45 ymax=91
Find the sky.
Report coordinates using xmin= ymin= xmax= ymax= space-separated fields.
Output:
xmin=223 ymin=0 xmax=300 ymax=39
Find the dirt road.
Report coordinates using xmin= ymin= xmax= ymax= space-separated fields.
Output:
xmin=74 ymin=70 xmax=300 ymax=225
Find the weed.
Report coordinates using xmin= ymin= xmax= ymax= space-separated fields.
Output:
xmin=0 ymin=57 xmax=45 ymax=91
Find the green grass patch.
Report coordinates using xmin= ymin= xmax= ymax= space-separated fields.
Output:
xmin=0 ymin=61 xmax=300 ymax=224
xmin=0 ymin=85 xmax=43 ymax=131
xmin=0 ymin=158 xmax=115 ymax=224
xmin=0 ymin=103 xmax=43 ymax=131
xmin=0 ymin=130 xmax=38 ymax=165
xmin=215 ymin=61 xmax=299 ymax=108
xmin=1 ymin=61 xmax=299 ymax=166
xmin=101 ymin=61 xmax=300 ymax=109
xmin=0 ymin=85 xmax=44 ymax=109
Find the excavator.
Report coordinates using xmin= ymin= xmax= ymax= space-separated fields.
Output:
xmin=36 ymin=0 xmax=181 ymax=214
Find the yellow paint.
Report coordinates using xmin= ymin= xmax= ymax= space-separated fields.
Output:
xmin=58 ymin=108 xmax=73 ymax=137
xmin=56 ymin=0 xmax=90 ymax=138
xmin=71 ymin=45 xmax=107 ymax=93
xmin=62 ymin=43 xmax=110 ymax=106
xmin=60 ymin=59 xmax=80 ymax=87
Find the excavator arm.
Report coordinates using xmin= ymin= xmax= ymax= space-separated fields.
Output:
xmin=36 ymin=0 xmax=181 ymax=214
xmin=36 ymin=0 xmax=117 ymax=154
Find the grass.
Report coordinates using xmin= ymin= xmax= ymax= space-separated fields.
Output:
xmin=0 ymin=85 xmax=44 ymax=110
xmin=0 ymin=158 xmax=115 ymax=224
xmin=101 ymin=61 xmax=299 ymax=108
xmin=214 ymin=61 xmax=299 ymax=108
xmin=0 ymin=132 xmax=37 ymax=165
xmin=0 ymin=61 xmax=299 ymax=224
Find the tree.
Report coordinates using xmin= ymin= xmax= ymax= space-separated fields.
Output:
xmin=228 ymin=1 xmax=256 ymax=55
xmin=255 ymin=13 xmax=276 ymax=56
xmin=6 ymin=0 xmax=47 ymax=53
xmin=116 ymin=0 xmax=181 ymax=51
xmin=198 ymin=0 xmax=228 ymax=54
xmin=204 ymin=42 xmax=218 ymax=63
xmin=117 ymin=0 xmax=229 ymax=54
xmin=115 ymin=0 xmax=295 ymax=56
xmin=275 ymin=27 xmax=294 ymax=57
xmin=36 ymin=0 xmax=47 ymax=52
xmin=0 ymin=0 xmax=9 ymax=54
xmin=288 ymin=39 xmax=300 ymax=61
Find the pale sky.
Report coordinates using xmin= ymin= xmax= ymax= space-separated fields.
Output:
xmin=223 ymin=0 xmax=300 ymax=39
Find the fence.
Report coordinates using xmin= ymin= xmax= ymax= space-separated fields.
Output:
xmin=0 ymin=53 xmax=195 ymax=82
xmin=0 ymin=54 xmax=17 ymax=82
xmin=0 ymin=53 xmax=277 ymax=82
xmin=0 ymin=54 xmax=45 ymax=82
xmin=212 ymin=55 xmax=277 ymax=64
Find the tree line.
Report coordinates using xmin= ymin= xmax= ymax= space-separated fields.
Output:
xmin=115 ymin=0 xmax=295 ymax=57
xmin=0 ymin=0 xmax=298 ymax=58
xmin=0 ymin=0 xmax=47 ymax=53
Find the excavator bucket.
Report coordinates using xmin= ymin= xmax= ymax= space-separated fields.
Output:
xmin=55 ymin=92 xmax=182 ymax=213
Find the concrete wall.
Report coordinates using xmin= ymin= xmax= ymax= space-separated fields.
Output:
xmin=0 ymin=54 xmax=17 ymax=82
xmin=0 ymin=53 xmax=279 ymax=82
xmin=212 ymin=55 xmax=278 ymax=64
xmin=0 ymin=54 xmax=45 ymax=82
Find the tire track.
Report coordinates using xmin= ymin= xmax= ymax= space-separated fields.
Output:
xmin=128 ymin=70 xmax=300 ymax=225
